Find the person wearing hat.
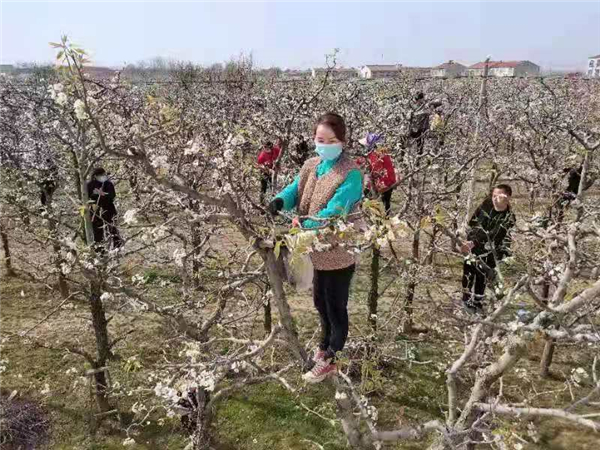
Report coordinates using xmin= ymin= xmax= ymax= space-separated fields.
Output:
xmin=357 ymin=133 xmax=398 ymax=216
xmin=87 ymin=167 xmax=122 ymax=250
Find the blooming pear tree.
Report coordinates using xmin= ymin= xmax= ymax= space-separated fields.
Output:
xmin=1 ymin=35 xmax=600 ymax=450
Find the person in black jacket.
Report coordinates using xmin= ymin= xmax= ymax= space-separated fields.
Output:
xmin=39 ymin=158 xmax=58 ymax=207
xmin=291 ymin=137 xmax=310 ymax=166
xmin=87 ymin=167 xmax=122 ymax=250
xmin=553 ymin=164 xmax=597 ymax=223
xmin=461 ymin=184 xmax=516 ymax=313
xmin=408 ymin=92 xmax=430 ymax=155
xmin=561 ymin=165 xmax=596 ymax=203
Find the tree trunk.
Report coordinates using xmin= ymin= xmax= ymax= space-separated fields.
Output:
xmin=487 ymin=163 xmax=500 ymax=192
xmin=191 ymin=221 xmax=202 ymax=290
xmin=402 ymin=229 xmax=421 ymax=334
xmin=540 ymin=338 xmax=555 ymax=378
xmin=263 ymin=250 xmax=308 ymax=364
xmin=45 ymin=196 xmax=70 ymax=298
xmin=91 ymin=365 xmax=112 ymax=413
xmin=425 ymin=224 xmax=440 ymax=265
xmin=429 ymin=338 xmax=526 ymax=450
xmin=335 ymin=380 xmax=376 ymax=450
xmin=461 ymin=58 xmax=490 ymax=233
xmin=528 ymin=185 xmax=537 ymax=214
xmin=263 ymin=296 xmax=272 ymax=335
xmin=192 ymin=389 xmax=211 ymax=450
xmin=89 ymin=280 xmax=113 ymax=412
xmin=56 ymin=247 xmax=70 ymax=298
xmin=0 ymin=225 xmax=15 ymax=277
xmin=367 ymin=247 xmax=380 ymax=332
xmin=539 ymin=267 xmax=555 ymax=378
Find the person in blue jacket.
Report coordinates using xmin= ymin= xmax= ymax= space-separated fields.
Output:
xmin=268 ymin=112 xmax=363 ymax=383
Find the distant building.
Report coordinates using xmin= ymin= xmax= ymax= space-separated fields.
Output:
xmin=400 ymin=66 xmax=432 ymax=78
xmin=82 ymin=66 xmax=118 ymax=80
xmin=587 ymin=54 xmax=600 ymax=78
xmin=311 ymin=67 xmax=359 ymax=79
xmin=359 ymin=65 xmax=402 ymax=79
xmin=282 ymin=69 xmax=311 ymax=80
xmin=468 ymin=60 xmax=540 ymax=77
xmin=0 ymin=64 xmax=15 ymax=74
xmin=431 ymin=60 xmax=467 ymax=78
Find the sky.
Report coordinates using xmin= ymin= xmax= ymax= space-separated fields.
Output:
xmin=1 ymin=0 xmax=599 ymax=71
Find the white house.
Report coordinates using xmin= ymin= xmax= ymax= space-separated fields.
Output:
xmin=431 ymin=61 xmax=467 ymax=78
xmin=587 ymin=54 xmax=600 ymax=78
xmin=311 ymin=67 xmax=359 ymax=79
xmin=281 ymin=69 xmax=311 ymax=80
xmin=468 ymin=60 xmax=540 ymax=77
xmin=359 ymin=65 xmax=402 ymax=79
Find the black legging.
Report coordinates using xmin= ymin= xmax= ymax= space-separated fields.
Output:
xmin=40 ymin=180 xmax=57 ymax=206
xmin=364 ymin=188 xmax=394 ymax=217
xmin=92 ymin=212 xmax=122 ymax=250
xmin=313 ymin=264 xmax=355 ymax=360
xmin=462 ymin=254 xmax=496 ymax=308
xmin=260 ymin=174 xmax=272 ymax=204
xmin=260 ymin=174 xmax=271 ymax=194
xmin=381 ymin=189 xmax=393 ymax=216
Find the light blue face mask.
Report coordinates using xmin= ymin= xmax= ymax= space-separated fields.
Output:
xmin=315 ymin=142 xmax=343 ymax=161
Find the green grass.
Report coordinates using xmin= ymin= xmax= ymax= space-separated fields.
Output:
xmin=215 ymin=383 xmax=346 ymax=450
xmin=2 ymin=263 xmax=600 ymax=450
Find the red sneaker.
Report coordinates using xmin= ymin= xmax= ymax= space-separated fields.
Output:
xmin=314 ymin=349 xmax=327 ymax=362
xmin=303 ymin=360 xmax=337 ymax=383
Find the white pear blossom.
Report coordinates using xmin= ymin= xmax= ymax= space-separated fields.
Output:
xmin=73 ymin=99 xmax=89 ymax=121
xmin=173 ymin=248 xmax=186 ymax=267
xmin=122 ymin=437 xmax=136 ymax=446
xmin=223 ymin=148 xmax=234 ymax=161
xmin=0 ymin=359 xmax=8 ymax=374
xmin=131 ymin=402 xmax=147 ymax=414
xmin=571 ymin=367 xmax=589 ymax=385
xmin=131 ymin=273 xmax=145 ymax=284
xmin=100 ymin=292 xmax=114 ymax=302
xmin=184 ymin=137 xmax=201 ymax=156
xmin=123 ymin=209 xmax=139 ymax=225
xmin=151 ymin=225 xmax=168 ymax=240
xmin=150 ymin=154 xmax=169 ymax=171
xmin=60 ymin=262 xmax=72 ymax=275
xmin=390 ymin=215 xmax=401 ymax=226
xmin=55 ymin=92 xmax=68 ymax=106
xmin=154 ymin=382 xmax=179 ymax=402
xmin=334 ymin=391 xmax=348 ymax=400
xmin=376 ymin=237 xmax=388 ymax=248
xmin=198 ymin=370 xmax=216 ymax=392
xmin=230 ymin=134 xmax=246 ymax=146
xmin=231 ymin=361 xmax=247 ymax=373
xmin=337 ymin=221 xmax=348 ymax=232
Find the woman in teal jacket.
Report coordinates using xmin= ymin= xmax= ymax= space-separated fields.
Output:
xmin=268 ymin=113 xmax=362 ymax=383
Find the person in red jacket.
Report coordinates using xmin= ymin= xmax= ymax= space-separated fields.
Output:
xmin=257 ymin=141 xmax=281 ymax=203
xmin=357 ymin=133 xmax=398 ymax=216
